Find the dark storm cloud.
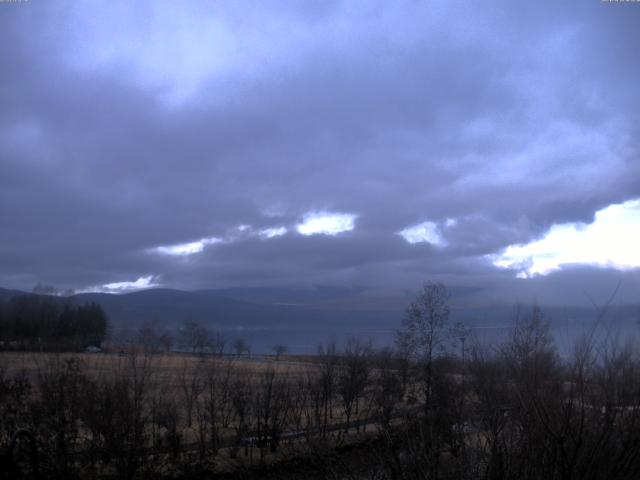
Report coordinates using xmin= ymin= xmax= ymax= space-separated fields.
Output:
xmin=1 ymin=1 xmax=639 ymax=301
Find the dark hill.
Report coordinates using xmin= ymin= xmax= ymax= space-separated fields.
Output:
xmin=1 ymin=286 xmax=638 ymax=341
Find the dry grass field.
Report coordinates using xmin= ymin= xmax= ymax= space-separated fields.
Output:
xmin=1 ymin=350 xmax=387 ymax=477
xmin=0 ymin=351 xmax=316 ymax=401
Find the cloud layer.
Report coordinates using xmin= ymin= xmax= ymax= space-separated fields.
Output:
xmin=1 ymin=1 xmax=639 ymax=301
xmin=493 ymin=200 xmax=640 ymax=278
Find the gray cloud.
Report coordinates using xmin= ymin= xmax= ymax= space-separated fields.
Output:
xmin=1 ymin=1 xmax=639 ymax=303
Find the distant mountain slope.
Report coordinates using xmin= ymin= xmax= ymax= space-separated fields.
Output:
xmin=70 ymin=289 xmax=305 ymax=329
xmin=0 ymin=287 xmax=30 ymax=301
xmin=71 ymin=288 xmax=407 ymax=330
xmin=203 ymin=285 xmax=483 ymax=309
xmin=2 ymin=286 xmax=399 ymax=329
xmin=1 ymin=286 xmax=638 ymax=333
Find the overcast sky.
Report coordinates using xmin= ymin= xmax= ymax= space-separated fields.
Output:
xmin=1 ymin=1 xmax=640 ymax=304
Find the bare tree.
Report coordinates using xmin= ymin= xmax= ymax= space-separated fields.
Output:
xmin=233 ymin=338 xmax=249 ymax=357
xmin=338 ymin=338 xmax=372 ymax=433
xmin=79 ymin=353 xmax=155 ymax=480
xmin=199 ymin=356 xmax=234 ymax=456
xmin=158 ymin=330 xmax=173 ymax=354
xmin=273 ymin=344 xmax=288 ymax=361
xmin=210 ymin=331 xmax=226 ymax=356
xmin=137 ymin=321 xmax=161 ymax=354
xmin=317 ymin=340 xmax=339 ymax=439
xmin=450 ymin=321 xmax=471 ymax=368
xmin=179 ymin=320 xmax=211 ymax=354
xmin=179 ymin=358 xmax=204 ymax=428
xmin=372 ymin=347 xmax=405 ymax=429
xmin=395 ymin=282 xmax=451 ymax=479
xmin=150 ymin=396 xmax=181 ymax=458
xmin=229 ymin=371 xmax=252 ymax=458
xmin=252 ymin=367 xmax=291 ymax=458
xmin=33 ymin=356 xmax=86 ymax=478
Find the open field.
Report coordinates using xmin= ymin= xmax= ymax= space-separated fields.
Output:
xmin=1 ymin=349 xmax=408 ymax=478
xmin=0 ymin=351 xmax=313 ymax=384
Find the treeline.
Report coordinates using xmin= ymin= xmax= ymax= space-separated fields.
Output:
xmin=110 ymin=319 xmax=244 ymax=356
xmin=2 ymin=283 xmax=640 ymax=479
xmin=0 ymin=295 xmax=108 ymax=351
